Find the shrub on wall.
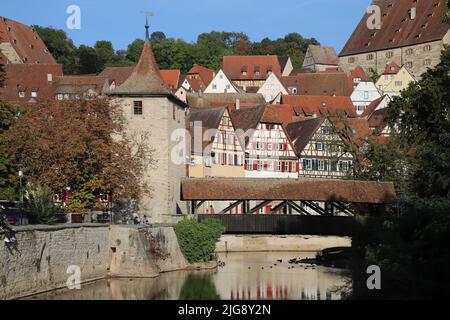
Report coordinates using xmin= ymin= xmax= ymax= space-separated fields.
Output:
xmin=174 ymin=218 xmax=225 ymax=264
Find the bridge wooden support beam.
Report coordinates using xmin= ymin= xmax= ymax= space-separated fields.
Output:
xmin=288 ymin=201 xmax=311 ymax=215
xmin=249 ymin=200 xmax=273 ymax=214
xmin=218 ymin=200 xmax=244 ymax=215
xmin=301 ymin=201 xmax=327 ymax=215
xmin=333 ymin=202 xmax=355 ymax=216
xmin=270 ymin=201 xmax=288 ymax=214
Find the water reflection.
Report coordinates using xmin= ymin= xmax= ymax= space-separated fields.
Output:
xmin=27 ymin=252 xmax=350 ymax=300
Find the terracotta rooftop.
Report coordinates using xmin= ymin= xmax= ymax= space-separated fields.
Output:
xmin=368 ymin=108 xmax=389 ymax=130
xmin=53 ymin=75 xmax=108 ymax=95
xmin=0 ymin=16 xmax=56 ymax=65
xmin=110 ymin=40 xmax=170 ymax=96
xmin=383 ymin=61 xmax=401 ymax=75
xmin=282 ymin=72 xmax=353 ymax=96
xmin=186 ymin=92 xmax=266 ymax=109
xmin=340 ymin=0 xmax=450 ymax=57
xmin=229 ymin=105 xmax=267 ymax=133
xmin=348 ymin=66 xmax=370 ymax=88
xmin=187 ymin=65 xmax=215 ymax=87
xmin=361 ymin=95 xmax=388 ymax=118
xmin=0 ymin=63 xmax=63 ymax=103
xmin=223 ymin=55 xmax=284 ymax=80
xmin=181 ymin=177 xmax=397 ymax=203
xmin=281 ymin=95 xmax=357 ymax=117
xmin=286 ymin=118 xmax=326 ymax=155
xmin=307 ymin=45 xmax=339 ymax=65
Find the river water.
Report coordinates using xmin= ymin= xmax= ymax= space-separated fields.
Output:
xmin=28 ymin=252 xmax=350 ymax=300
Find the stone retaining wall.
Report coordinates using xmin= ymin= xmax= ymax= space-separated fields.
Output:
xmin=0 ymin=224 xmax=188 ymax=300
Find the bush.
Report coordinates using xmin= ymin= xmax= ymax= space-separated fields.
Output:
xmin=174 ymin=218 xmax=225 ymax=264
xmin=26 ymin=184 xmax=57 ymax=225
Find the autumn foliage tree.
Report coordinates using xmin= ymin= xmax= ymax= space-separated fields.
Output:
xmin=1 ymin=98 xmax=153 ymax=211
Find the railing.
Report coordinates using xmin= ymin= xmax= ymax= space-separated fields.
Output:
xmin=198 ymin=214 xmax=357 ymax=236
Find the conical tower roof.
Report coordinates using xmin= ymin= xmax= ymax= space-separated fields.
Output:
xmin=111 ymin=20 xmax=169 ymax=96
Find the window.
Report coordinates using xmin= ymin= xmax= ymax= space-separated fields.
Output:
xmin=219 ymin=74 xmax=223 ymax=79
xmin=357 ymin=105 xmax=366 ymax=112
xmin=348 ymin=57 xmax=355 ymax=63
xmin=322 ymin=127 xmax=332 ymax=135
xmin=292 ymin=88 xmax=298 ymax=94
xmin=223 ymin=117 xmax=229 ymax=126
xmin=395 ymin=80 xmax=403 ymax=86
xmin=406 ymin=48 xmax=413 ymax=55
xmin=18 ymin=90 xmax=25 ymax=98
xmin=303 ymin=159 xmax=312 ymax=170
xmin=364 ymin=91 xmax=369 ymax=99
xmin=366 ymin=54 xmax=374 ymax=61
xmin=267 ymin=143 xmax=273 ymax=151
xmin=226 ymin=85 xmax=231 ymax=90
xmin=31 ymin=90 xmax=37 ymax=98
xmin=57 ymin=94 xmax=63 ymax=100
xmin=257 ymin=160 xmax=263 ymax=171
xmin=406 ymin=62 xmax=413 ymax=69
xmin=212 ymin=84 xmax=217 ymax=90
xmin=318 ymin=160 xmax=325 ymax=171
xmin=339 ymin=161 xmax=350 ymax=172
xmin=353 ymin=77 xmax=361 ymax=84
xmin=315 ymin=142 xmax=324 ymax=151
xmin=277 ymin=161 xmax=282 ymax=172
xmin=268 ymin=161 xmax=274 ymax=171
xmin=386 ymin=51 xmax=393 ymax=58
xmin=277 ymin=143 xmax=284 ymax=151
xmin=424 ymin=45 xmax=432 ymax=52
xmin=99 ymin=193 xmax=108 ymax=202
xmin=228 ymin=154 xmax=234 ymax=165
xmin=256 ymin=142 xmax=263 ymax=150
xmin=205 ymin=156 xmax=212 ymax=167
xmin=424 ymin=59 xmax=431 ymax=66
xmin=133 ymin=101 xmax=143 ymax=115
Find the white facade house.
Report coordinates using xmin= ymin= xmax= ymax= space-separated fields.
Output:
xmin=204 ymin=69 xmax=239 ymax=94
xmin=257 ymin=73 xmax=288 ymax=103
xmin=351 ymin=81 xmax=382 ymax=115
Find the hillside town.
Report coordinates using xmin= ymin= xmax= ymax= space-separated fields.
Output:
xmin=0 ymin=0 xmax=449 ymax=302
xmin=1 ymin=1 xmax=449 ymax=223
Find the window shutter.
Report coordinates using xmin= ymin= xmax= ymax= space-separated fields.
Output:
xmin=324 ymin=160 xmax=328 ymax=171
xmin=302 ymin=159 xmax=306 ymax=170
xmin=288 ymin=162 xmax=292 ymax=172
xmin=312 ymin=160 xmax=318 ymax=171
xmin=253 ymin=162 xmax=258 ymax=171
xmin=264 ymin=161 xmax=268 ymax=171
xmin=296 ymin=162 xmax=300 ymax=172
xmin=284 ymin=143 xmax=288 ymax=151
xmin=281 ymin=161 xmax=285 ymax=172
xmin=244 ymin=161 xmax=248 ymax=170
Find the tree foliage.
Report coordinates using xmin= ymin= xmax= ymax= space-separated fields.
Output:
xmin=25 ymin=184 xmax=57 ymax=224
xmin=350 ymin=46 xmax=450 ymax=299
xmin=0 ymin=98 xmax=153 ymax=210
xmin=35 ymin=27 xmax=319 ymax=74
xmin=0 ymin=62 xmax=5 ymax=88
xmin=174 ymin=218 xmax=225 ymax=264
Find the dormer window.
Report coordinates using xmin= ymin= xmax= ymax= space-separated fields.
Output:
xmin=31 ymin=89 xmax=38 ymax=98
xmin=241 ymin=66 xmax=248 ymax=76
xmin=18 ymin=90 xmax=25 ymax=98
xmin=254 ymin=66 xmax=260 ymax=76
xmin=267 ymin=66 xmax=273 ymax=74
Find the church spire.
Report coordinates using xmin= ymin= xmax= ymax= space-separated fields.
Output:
xmin=145 ymin=16 xmax=150 ymax=43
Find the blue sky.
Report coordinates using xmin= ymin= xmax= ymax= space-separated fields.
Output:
xmin=2 ymin=0 xmax=371 ymax=52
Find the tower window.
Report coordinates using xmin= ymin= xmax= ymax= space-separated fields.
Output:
xmin=133 ymin=101 xmax=143 ymax=115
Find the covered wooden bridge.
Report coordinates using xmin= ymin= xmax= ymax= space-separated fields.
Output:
xmin=181 ymin=178 xmax=397 ymax=236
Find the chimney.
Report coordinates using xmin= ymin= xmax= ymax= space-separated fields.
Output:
xmin=410 ymin=7 xmax=416 ymax=20
xmin=236 ymin=98 xmax=241 ymax=110
xmin=47 ymin=73 xmax=53 ymax=83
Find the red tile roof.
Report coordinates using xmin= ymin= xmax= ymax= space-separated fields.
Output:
xmin=99 ymin=67 xmax=134 ymax=86
xmin=281 ymin=95 xmax=357 ymax=117
xmin=282 ymin=72 xmax=353 ymax=96
xmin=223 ymin=55 xmax=283 ymax=80
xmin=0 ymin=16 xmax=56 ymax=64
xmin=187 ymin=65 xmax=215 ymax=87
xmin=0 ymin=63 xmax=63 ymax=103
xmin=53 ymin=75 xmax=108 ymax=96
xmin=111 ymin=41 xmax=169 ymax=95
xmin=340 ymin=0 xmax=450 ymax=57
xmin=160 ymin=69 xmax=181 ymax=92
xmin=286 ymin=118 xmax=325 ymax=154
xmin=267 ymin=104 xmax=300 ymax=126
xmin=348 ymin=66 xmax=369 ymax=88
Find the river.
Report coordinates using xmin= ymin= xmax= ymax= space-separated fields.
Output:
xmin=27 ymin=252 xmax=351 ymax=300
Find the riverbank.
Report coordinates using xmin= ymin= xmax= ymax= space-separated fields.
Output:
xmin=216 ymin=235 xmax=352 ymax=253
xmin=0 ymin=224 xmax=215 ymax=300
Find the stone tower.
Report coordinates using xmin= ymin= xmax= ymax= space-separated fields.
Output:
xmin=108 ymin=19 xmax=188 ymax=223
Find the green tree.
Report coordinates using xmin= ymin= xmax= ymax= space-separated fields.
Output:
xmin=94 ymin=40 xmax=115 ymax=70
xmin=77 ymin=45 xmax=101 ymax=74
xmin=25 ymin=184 xmax=57 ymax=224
xmin=350 ymin=46 xmax=450 ymax=299
xmin=444 ymin=1 xmax=450 ymax=23
xmin=33 ymin=26 xmax=79 ymax=74
xmin=179 ymin=274 xmax=221 ymax=300
xmin=126 ymin=39 xmax=145 ymax=63
xmin=150 ymin=31 xmax=166 ymax=44
xmin=0 ymin=100 xmax=19 ymax=200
